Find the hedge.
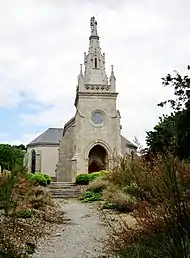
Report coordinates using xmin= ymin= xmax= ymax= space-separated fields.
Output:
xmin=75 ymin=170 xmax=108 ymax=185
xmin=27 ymin=172 xmax=52 ymax=186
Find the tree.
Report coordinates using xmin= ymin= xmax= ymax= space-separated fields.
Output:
xmin=0 ymin=144 xmax=26 ymax=171
xmin=146 ymin=66 xmax=190 ymax=160
xmin=158 ymin=66 xmax=190 ymax=111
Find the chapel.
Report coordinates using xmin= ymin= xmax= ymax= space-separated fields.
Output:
xmin=26 ymin=17 xmax=137 ymax=182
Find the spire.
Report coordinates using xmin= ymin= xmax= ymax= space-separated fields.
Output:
xmin=111 ymin=65 xmax=114 ymax=76
xmin=79 ymin=64 xmax=83 ymax=76
xmin=77 ymin=64 xmax=84 ymax=91
xmin=75 ymin=17 xmax=116 ymax=96
xmin=82 ymin=17 xmax=108 ymax=87
xmin=110 ymin=65 xmax=116 ymax=90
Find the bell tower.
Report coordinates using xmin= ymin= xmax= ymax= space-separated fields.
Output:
xmin=73 ymin=16 xmax=121 ymax=174
xmin=56 ymin=16 xmax=136 ymax=182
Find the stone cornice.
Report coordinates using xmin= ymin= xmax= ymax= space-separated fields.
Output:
xmin=27 ymin=142 xmax=60 ymax=148
xmin=77 ymin=92 xmax=118 ymax=98
xmin=89 ymin=35 xmax=99 ymax=40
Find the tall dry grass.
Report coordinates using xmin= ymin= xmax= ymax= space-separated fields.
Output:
xmin=105 ymin=154 xmax=190 ymax=257
xmin=0 ymin=166 xmax=64 ymax=257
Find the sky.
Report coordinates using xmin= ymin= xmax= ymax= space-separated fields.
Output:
xmin=0 ymin=0 xmax=190 ymax=147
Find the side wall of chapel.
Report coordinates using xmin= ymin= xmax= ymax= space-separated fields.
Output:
xmin=57 ymin=123 xmax=75 ymax=182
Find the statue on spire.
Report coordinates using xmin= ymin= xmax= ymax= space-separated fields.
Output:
xmin=90 ymin=16 xmax=98 ymax=35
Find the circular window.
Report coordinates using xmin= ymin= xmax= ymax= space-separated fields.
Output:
xmin=91 ymin=111 xmax=104 ymax=125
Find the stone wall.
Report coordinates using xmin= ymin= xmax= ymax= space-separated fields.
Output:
xmin=74 ymin=92 xmax=122 ymax=174
xmin=27 ymin=145 xmax=59 ymax=177
xmin=56 ymin=121 xmax=75 ymax=182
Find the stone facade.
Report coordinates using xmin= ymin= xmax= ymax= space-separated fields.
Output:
xmin=27 ymin=17 xmax=137 ymax=181
xmin=26 ymin=145 xmax=59 ymax=179
xmin=56 ymin=17 xmax=137 ymax=182
xmin=26 ymin=128 xmax=63 ymax=179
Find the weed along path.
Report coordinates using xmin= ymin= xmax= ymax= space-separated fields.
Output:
xmin=33 ymin=199 xmax=109 ymax=258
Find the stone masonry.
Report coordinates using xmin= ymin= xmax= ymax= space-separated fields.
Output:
xmin=56 ymin=17 xmax=137 ymax=182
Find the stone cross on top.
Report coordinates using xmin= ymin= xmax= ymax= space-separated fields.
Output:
xmin=90 ymin=16 xmax=98 ymax=36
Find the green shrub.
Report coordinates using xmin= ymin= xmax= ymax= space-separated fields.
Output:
xmin=102 ymin=202 xmax=118 ymax=210
xmin=29 ymin=173 xmax=47 ymax=186
xmin=89 ymin=170 xmax=109 ymax=181
xmin=16 ymin=209 xmax=35 ymax=218
xmin=0 ymin=252 xmax=13 ymax=258
xmin=42 ymin=173 xmax=51 ymax=184
xmin=76 ymin=170 xmax=109 ymax=185
xmin=117 ymin=244 xmax=159 ymax=258
xmin=26 ymin=172 xmax=33 ymax=180
xmin=79 ymin=190 xmax=101 ymax=202
xmin=89 ymin=172 xmax=102 ymax=181
xmin=76 ymin=174 xmax=90 ymax=185
xmin=99 ymin=170 xmax=109 ymax=176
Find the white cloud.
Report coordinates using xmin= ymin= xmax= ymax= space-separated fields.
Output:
xmin=1 ymin=132 xmax=43 ymax=146
xmin=0 ymin=0 xmax=190 ymax=145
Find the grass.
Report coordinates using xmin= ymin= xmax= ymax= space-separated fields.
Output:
xmin=79 ymin=190 xmax=102 ymax=202
xmin=15 ymin=209 xmax=35 ymax=218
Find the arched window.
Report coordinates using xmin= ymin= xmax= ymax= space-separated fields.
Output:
xmin=131 ymin=150 xmax=134 ymax=160
xmin=31 ymin=150 xmax=36 ymax=173
xmin=94 ymin=57 xmax=98 ymax=68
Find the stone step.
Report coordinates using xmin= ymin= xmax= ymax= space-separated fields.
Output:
xmin=50 ymin=182 xmax=76 ymax=185
xmin=49 ymin=186 xmax=75 ymax=189
xmin=50 ymin=195 xmax=79 ymax=199
xmin=48 ymin=184 xmax=81 ymax=199
xmin=49 ymin=188 xmax=79 ymax=193
xmin=49 ymin=182 xmax=76 ymax=189
xmin=50 ymin=190 xmax=80 ymax=198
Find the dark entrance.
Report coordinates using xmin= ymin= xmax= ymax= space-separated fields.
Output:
xmin=88 ymin=145 xmax=107 ymax=173
xmin=31 ymin=150 xmax=36 ymax=173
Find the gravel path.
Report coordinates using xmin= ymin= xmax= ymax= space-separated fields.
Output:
xmin=33 ymin=199 xmax=109 ymax=258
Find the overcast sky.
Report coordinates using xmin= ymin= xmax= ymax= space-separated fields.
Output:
xmin=0 ymin=0 xmax=189 ymax=147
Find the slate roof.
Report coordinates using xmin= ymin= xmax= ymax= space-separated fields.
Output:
xmin=121 ymin=135 xmax=137 ymax=149
xmin=27 ymin=127 xmax=137 ymax=150
xmin=27 ymin=128 xmax=63 ymax=147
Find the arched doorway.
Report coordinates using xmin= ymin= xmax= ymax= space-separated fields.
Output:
xmin=31 ymin=150 xmax=36 ymax=173
xmin=88 ymin=145 xmax=107 ymax=173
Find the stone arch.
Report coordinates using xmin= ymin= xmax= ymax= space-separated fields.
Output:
xmin=31 ymin=149 xmax=36 ymax=173
xmin=85 ymin=140 xmax=112 ymax=173
xmin=88 ymin=145 xmax=107 ymax=173
xmin=84 ymin=140 xmax=112 ymax=160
